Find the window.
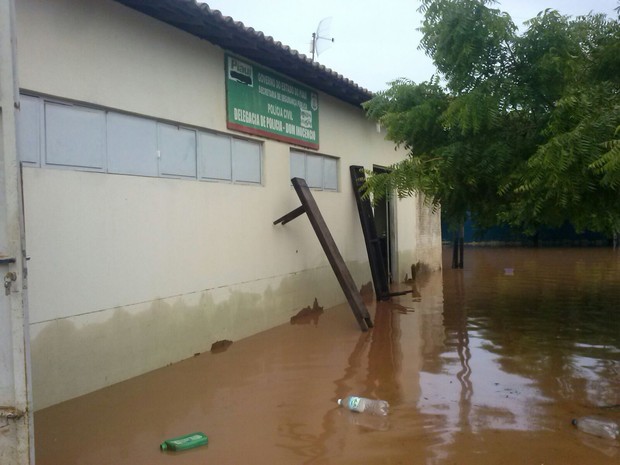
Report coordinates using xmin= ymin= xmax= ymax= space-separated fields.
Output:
xmin=16 ymin=95 xmax=262 ymax=185
xmin=199 ymin=132 xmax=261 ymax=184
xmin=107 ymin=112 xmax=158 ymax=176
xmin=290 ymin=151 xmax=305 ymax=180
xmin=17 ymin=95 xmax=41 ymax=166
xmin=45 ymin=102 xmax=106 ymax=170
xmin=158 ymin=123 xmax=196 ymax=178
xmin=305 ymin=154 xmax=323 ymax=188
xmin=323 ymin=156 xmax=338 ymax=190
xmin=199 ymin=132 xmax=232 ymax=181
xmin=290 ymin=150 xmax=338 ymax=191
xmin=232 ymin=138 xmax=261 ymax=183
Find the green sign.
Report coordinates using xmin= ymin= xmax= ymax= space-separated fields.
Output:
xmin=226 ymin=55 xmax=319 ymax=149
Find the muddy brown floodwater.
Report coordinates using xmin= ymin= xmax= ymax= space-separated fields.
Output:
xmin=34 ymin=247 xmax=620 ymax=464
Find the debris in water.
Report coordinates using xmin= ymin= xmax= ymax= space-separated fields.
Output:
xmin=160 ymin=432 xmax=208 ymax=451
xmin=338 ymin=395 xmax=390 ymax=416
xmin=572 ymin=416 xmax=619 ymax=440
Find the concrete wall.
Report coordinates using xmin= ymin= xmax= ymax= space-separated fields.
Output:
xmin=16 ymin=0 xmax=441 ymax=409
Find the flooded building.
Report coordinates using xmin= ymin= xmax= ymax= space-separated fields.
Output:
xmin=14 ymin=0 xmax=441 ymax=411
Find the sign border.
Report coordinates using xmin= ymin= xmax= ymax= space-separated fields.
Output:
xmin=225 ymin=54 xmax=319 ymax=150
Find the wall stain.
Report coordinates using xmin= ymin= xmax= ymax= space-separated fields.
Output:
xmin=30 ymin=260 xmax=373 ymax=409
xmin=290 ymin=298 xmax=324 ymax=325
xmin=359 ymin=281 xmax=374 ymax=300
xmin=210 ymin=340 xmax=233 ymax=354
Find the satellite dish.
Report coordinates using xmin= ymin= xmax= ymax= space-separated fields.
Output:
xmin=310 ymin=17 xmax=334 ymax=62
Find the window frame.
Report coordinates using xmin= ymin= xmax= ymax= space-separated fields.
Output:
xmin=17 ymin=94 xmax=263 ymax=186
xmin=289 ymin=149 xmax=339 ymax=192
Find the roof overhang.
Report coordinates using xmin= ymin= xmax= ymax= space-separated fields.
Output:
xmin=113 ymin=0 xmax=374 ymax=107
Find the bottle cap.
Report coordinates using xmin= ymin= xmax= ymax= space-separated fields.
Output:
xmin=571 ymin=419 xmax=577 ymax=426
xmin=160 ymin=442 xmax=168 ymax=451
xmin=337 ymin=399 xmax=342 ymax=406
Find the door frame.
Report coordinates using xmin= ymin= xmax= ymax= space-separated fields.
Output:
xmin=372 ymin=165 xmax=398 ymax=283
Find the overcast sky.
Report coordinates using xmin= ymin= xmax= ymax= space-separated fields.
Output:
xmin=203 ymin=0 xmax=619 ymax=92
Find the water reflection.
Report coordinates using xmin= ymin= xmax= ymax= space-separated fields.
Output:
xmin=418 ymin=247 xmax=620 ymax=463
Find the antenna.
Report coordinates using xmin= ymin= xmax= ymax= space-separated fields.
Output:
xmin=310 ymin=17 xmax=334 ymax=62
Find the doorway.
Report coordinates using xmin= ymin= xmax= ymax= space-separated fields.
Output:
xmin=372 ymin=165 xmax=396 ymax=283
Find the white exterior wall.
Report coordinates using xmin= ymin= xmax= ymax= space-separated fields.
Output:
xmin=16 ymin=0 xmax=441 ymax=409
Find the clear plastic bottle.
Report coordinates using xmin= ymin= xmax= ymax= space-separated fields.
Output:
xmin=338 ymin=395 xmax=389 ymax=416
xmin=572 ymin=416 xmax=619 ymax=440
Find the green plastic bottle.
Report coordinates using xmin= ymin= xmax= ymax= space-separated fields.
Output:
xmin=160 ymin=432 xmax=208 ymax=451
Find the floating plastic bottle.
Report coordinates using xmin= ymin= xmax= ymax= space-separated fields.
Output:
xmin=346 ymin=410 xmax=390 ymax=431
xmin=572 ymin=416 xmax=619 ymax=440
xmin=338 ymin=395 xmax=389 ymax=416
xmin=160 ymin=432 xmax=209 ymax=451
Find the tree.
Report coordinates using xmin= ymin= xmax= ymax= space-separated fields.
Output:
xmin=363 ymin=0 xmax=620 ymax=266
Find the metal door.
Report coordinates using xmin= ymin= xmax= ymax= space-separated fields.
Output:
xmin=0 ymin=0 xmax=34 ymax=463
